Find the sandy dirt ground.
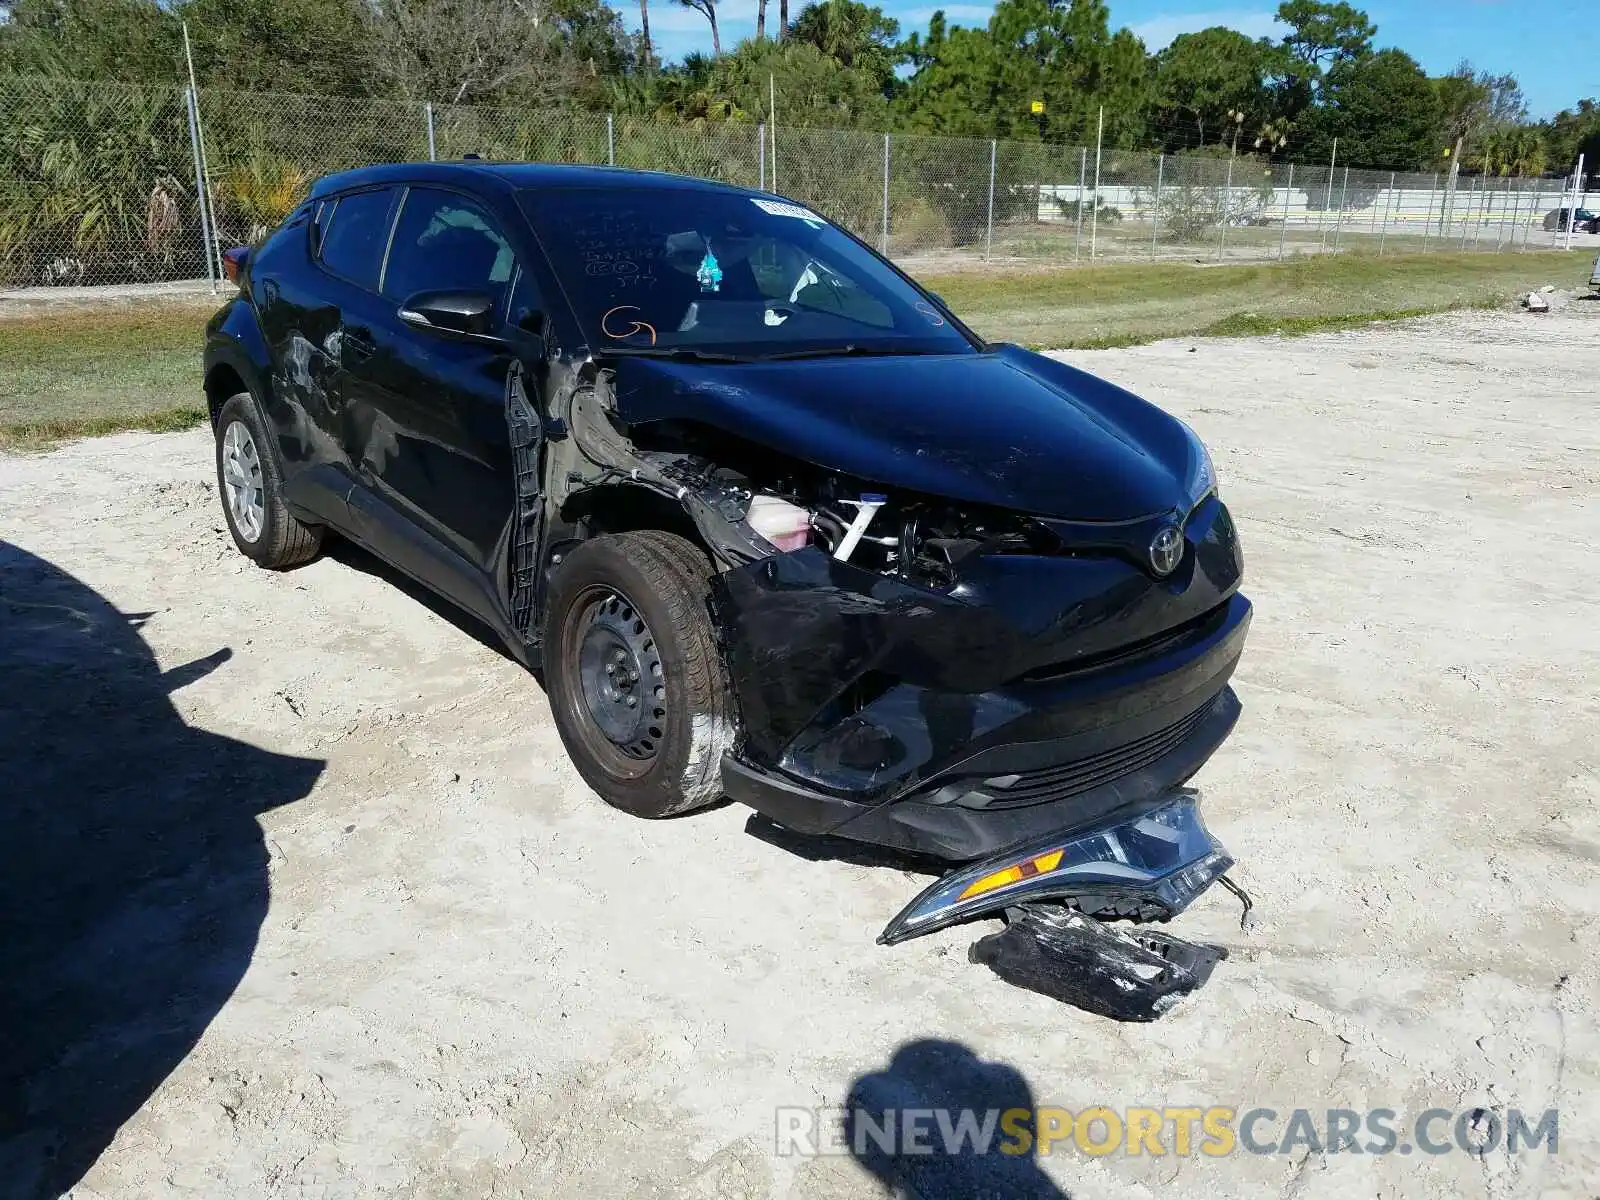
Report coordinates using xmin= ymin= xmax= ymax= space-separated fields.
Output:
xmin=1 ymin=301 xmax=1597 ymax=1199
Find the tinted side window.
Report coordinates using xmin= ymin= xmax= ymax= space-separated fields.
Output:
xmin=382 ymin=187 xmax=516 ymax=308
xmin=507 ymin=266 xmax=545 ymax=334
xmin=317 ymin=188 xmax=397 ymax=290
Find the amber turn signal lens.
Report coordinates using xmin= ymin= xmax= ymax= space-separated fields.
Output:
xmin=958 ymin=848 xmax=1064 ymax=902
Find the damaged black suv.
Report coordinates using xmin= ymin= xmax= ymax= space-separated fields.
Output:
xmin=205 ymin=162 xmax=1250 ymax=949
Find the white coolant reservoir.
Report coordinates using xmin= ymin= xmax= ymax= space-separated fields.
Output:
xmin=746 ymin=495 xmax=812 ymax=553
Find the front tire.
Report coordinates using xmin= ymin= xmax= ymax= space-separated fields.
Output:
xmin=214 ymin=392 xmax=322 ymax=569
xmin=543 ymin=531 xmax=737 ymax=818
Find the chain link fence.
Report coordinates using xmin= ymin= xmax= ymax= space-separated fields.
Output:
xmin=1 ymin=72 xmax=1593 ymax=290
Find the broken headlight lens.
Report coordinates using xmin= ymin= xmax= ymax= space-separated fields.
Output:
xmin=878 ymin=789 xmax=1232 ymax=944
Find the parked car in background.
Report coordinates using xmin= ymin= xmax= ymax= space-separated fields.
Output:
xmin=201 ymin=161 xmax=1251 ymax=950
xmin=1542 ymin=206 xmax=1599 ymax=233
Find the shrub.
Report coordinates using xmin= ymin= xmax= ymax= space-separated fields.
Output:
xmin=0 ymin=75 xmax=203 ymax=284
xmin=217 ymin=150 xmax=310 ymax=244
xmin=1053 ymin=198 xmax=1123 ymax=223
xmin=889 ymin=198 xmax=951 ymax=251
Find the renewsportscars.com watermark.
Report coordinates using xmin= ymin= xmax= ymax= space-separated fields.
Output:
xmin=775 ymin=1106 xmax=1560 ymax=1159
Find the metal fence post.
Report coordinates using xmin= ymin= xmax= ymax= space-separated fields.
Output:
xmin=881 ymin=133 xmax=890 ymax=256
xmin=1150 ymin=153 xmax=1163 ymax=257
xmin=193 ymin=100 xmax=221 ymax=285
xmin=183 ymin=86 xmax=217 ymax=290
xmin=425 ymin=103 xmax=437 ymax=161
xmin=1566 ymin=154 xmax=1586 ymax=250
xmin=1319 ymin=138 xmax=1337 ymax=251
xmin=1278 ymin=162 xmax=1293 ymax=260
xmin=180 ymin=23 xmax=221 ymax=291
xmin=1501 ymin=179 xmax=1518 ymax=251
xmin=1089 ymin=107 xmax=1103 ymax=261
xmin=1074 ymin=147 xmax=1087 ymax=262
xmin=1459 ymin=175 xmax=1474 ymax=249
xmin=1379 ymin=171 xmax=1394 ymax=255
xmin=1217 ymin=148 xmax=1235 ymax=260
xmin=1333 ymin=165 xmax=1349 ymax=251
xmin=984 ymin=139 xmax=997 ymax=262
xmin=1368 ymin=171 xmax=1381 ymax=241
xmin=1441 ymin=161 xmax=1456 ymax=240
xmin=1422 ymin=173 xmax=1437 ymax=252
xmin=757 ymin=122 xmax=765 ymax=191
xmin=606 ymin=113 xmax=615 ymax=166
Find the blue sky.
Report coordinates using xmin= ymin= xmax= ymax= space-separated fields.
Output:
xmin=626 ymin=0 xmax=1595 ymax=120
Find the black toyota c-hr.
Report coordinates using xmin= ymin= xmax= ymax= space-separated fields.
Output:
xmin=204 ymin=161 xmax=1251 ymax=945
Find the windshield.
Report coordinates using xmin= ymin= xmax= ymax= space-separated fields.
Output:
xmin=520 ymin=186 xmax=975 ymax=359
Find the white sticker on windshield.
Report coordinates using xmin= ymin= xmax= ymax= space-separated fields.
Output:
xmin=752 ymin=198 xmax=826 ymax=224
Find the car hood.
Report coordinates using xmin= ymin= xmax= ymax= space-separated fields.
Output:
xmin=606 ymin=346 xmax=1203 ymax=521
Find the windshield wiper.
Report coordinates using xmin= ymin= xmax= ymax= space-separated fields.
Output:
xmin=757 ymin=345 xmax=941 ymax=362
xmin=597 ymin=345 xmax=752 ymax=363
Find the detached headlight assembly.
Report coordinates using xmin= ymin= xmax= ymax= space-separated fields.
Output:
xmin=878 ymin=790 xmax=1233 ymax=944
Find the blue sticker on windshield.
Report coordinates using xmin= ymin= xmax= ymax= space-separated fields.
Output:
xmin=697 ymin=248 xmax=723 ymax=293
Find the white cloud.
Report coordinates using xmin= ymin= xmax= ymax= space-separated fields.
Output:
xmin=622 ymin=6 xmax=754 ymax=35
xmin=620 ymin=2 xmax=755 ymax=61
xmin=900 ymin=4 xmax=998 ymax=26
xmin=1129 ymin=8 xmax=1285 ymax=50
xmin=624 ymin=2 xmax=1286 ymax=64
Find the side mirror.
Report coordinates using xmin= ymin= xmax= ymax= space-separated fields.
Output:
xmin=398 ymin=290 xmax=499 ymax=340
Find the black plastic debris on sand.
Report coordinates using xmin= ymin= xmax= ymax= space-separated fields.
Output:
xmin=969 ymin=904 xmax=1228 ymax=1022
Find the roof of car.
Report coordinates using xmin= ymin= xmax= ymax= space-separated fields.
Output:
xmin=310 ymin=160 xmax=759 ymax=199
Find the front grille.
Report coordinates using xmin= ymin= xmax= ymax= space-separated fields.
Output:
xmin=975 ymin=696 xmax=1220 ymax=809
xmin=1014 ymin=602 xmax=1231 ymax=685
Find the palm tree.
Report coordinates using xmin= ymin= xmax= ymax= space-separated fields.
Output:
xmin=780 ymin=0 xmax=789 ymax=37
xmin=639 ymin=0 xmax=654 ymax=69
xmin=1477 ymin=126 xmax=1548 ymax=178
xmin=676 ymin=0 xmax=721 ymax=55
xmin=1508 ymin=127 xmax=1548 ymax=177
xmin=757 ymin=0 xmax=768 ymax=38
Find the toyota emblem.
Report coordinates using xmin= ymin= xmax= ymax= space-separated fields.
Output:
xmin=1149 ymin=526 xmax=1184 ymax=575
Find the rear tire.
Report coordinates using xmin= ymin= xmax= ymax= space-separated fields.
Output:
xmin=543 ymin=531 xmax=737 ymax=818
xmin=214 ymin=392 xmax=322 ymax=569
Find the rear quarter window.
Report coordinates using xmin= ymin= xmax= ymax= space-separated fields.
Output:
xmin=317 ymin=188 xmax=398 ymax=291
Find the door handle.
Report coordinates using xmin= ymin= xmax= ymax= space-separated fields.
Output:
xmin=342 ymin=328 xmax=376 ymax=363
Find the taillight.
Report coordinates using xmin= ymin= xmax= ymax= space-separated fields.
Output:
xmin=222 ymin=245 xmax=249 ymax=285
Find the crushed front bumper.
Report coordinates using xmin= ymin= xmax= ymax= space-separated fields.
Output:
xmin=715 ymin=594 xmax=1249 ymax=863
xmin=712 ymin=496 xmax=1249 ymax=861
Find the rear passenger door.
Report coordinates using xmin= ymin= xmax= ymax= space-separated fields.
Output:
xmin=278 ymin=185 xmax=399 ymax=479
xmin=337 ymin=184 xmax=525 ymax=580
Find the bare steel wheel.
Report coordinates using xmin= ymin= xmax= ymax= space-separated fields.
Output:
xmin=213 ymin=392 xmax=323 ymax=569
xmin=543 ymin=531 xmax=737 ymax=818
xmin=572 ymin=586 xmax=668 ymax=768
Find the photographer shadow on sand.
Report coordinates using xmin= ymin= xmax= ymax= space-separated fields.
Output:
xmin=0 ymin=541 xmax=323 ymax=1197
